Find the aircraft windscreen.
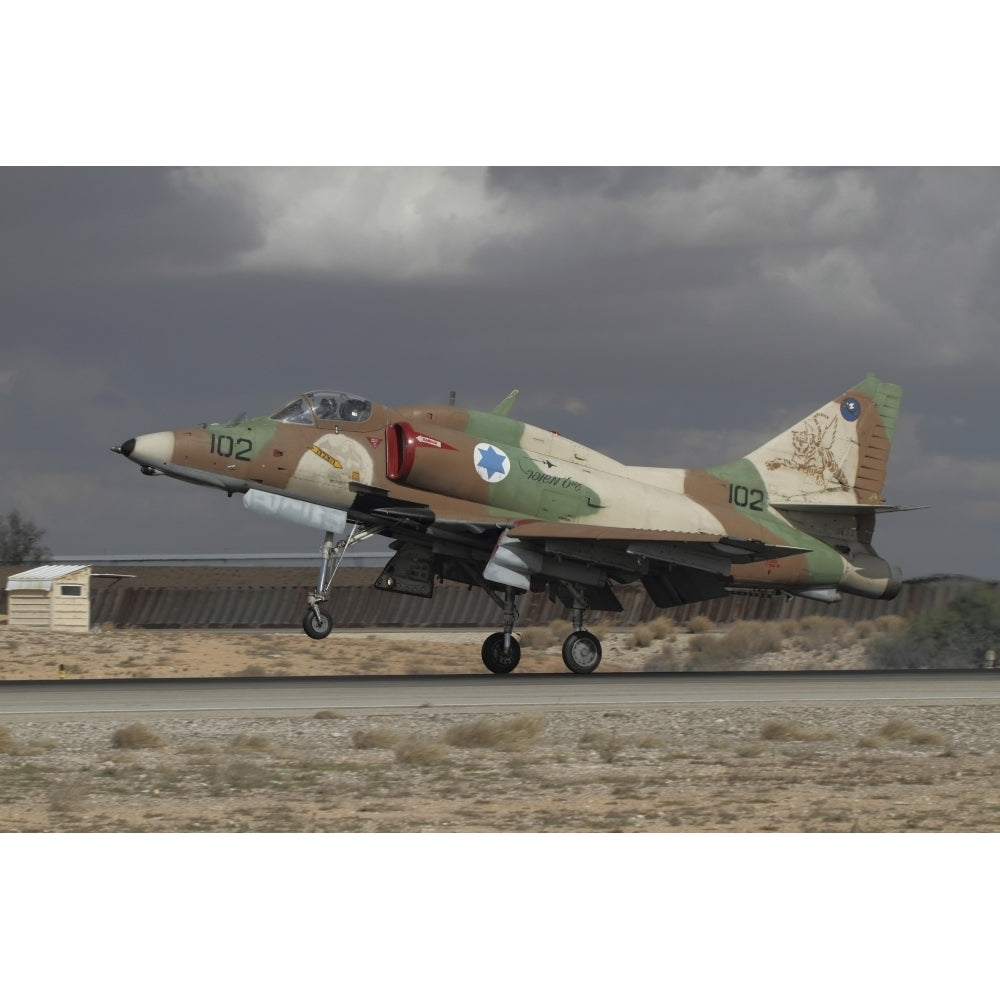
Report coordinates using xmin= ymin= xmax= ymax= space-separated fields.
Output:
xmin=270 ymin=397 xmax=315 ymax=425
xmin=270 ymin=392 xmax=373 ymax=425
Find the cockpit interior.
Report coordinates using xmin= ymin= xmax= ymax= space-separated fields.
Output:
xmin=270 ymin=392 xmax=373 ymax=426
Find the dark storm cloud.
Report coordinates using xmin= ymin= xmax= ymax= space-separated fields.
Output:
xmin=486 ymin=165 xmax=714 ymax=200
xmin=0 ymin=167 xmax=259 ymax=292
xmin=1 ymin=166 xmax=998 ymax=578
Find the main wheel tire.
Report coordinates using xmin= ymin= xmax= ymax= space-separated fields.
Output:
xmin=302 ymin=607 xmax=334 ymax=640
xmin=562 ymin=630 xmax=602 ymax=674
xmin=481 ymin=632 xmax=521 ymax=674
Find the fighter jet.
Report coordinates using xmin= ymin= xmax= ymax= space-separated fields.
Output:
xmin=113 ymin=374 xmax=910 ymax=673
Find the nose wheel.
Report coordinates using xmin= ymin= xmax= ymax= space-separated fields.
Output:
xmin=303 ymin=607 xmax=334 ymax=640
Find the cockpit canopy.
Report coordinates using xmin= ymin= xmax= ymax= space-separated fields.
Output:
xmin=270 ymin=391 xmax=373 ymax=426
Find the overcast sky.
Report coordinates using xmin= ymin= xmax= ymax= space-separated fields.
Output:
xmin=2 ymin=166 xmax=998 ymax=579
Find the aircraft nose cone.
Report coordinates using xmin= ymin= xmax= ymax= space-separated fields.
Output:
xmin=113 ymin=432 xmax=174 ymax=466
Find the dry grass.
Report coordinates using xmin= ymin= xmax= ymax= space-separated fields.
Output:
xmin=111 ymin=723 xmax=164 ymax=749
xmin=875 ymin=718 xmax=947 ymax=747
xmin=579 ymin=729 xmax=624 ymax=763
xmin=518 ymin=626 xmax=560 ymax=650
xmin=649 ymin=617 xmax=676 ymax=640
xmin=352 ymin=725 xmax=398 ymax=749
xmin=445 ymin=715 xmax=545 ymax=752
xmin=229 ymin=733 xmax=275 ymax=753
xmin=629 ymin=617 xmax=678 ymax=648
xmin=642 ymin=645 xmax=682 ymax=671
xmin=2 ymin=703 xmax=995 ymax=832
xmin=760 ymin=720 xmax=838 ymax=742
xmin=793 ymin=616 xmax=856 ymax=652
xmin=394 ymin=736 xmax=449 ymax=766
xmin=687 ymin=615 xmax=714 ymax=634
xmin=628 ymin=624 xmax=657 ymax=649
xmin=687 ymin=621 xmax=784 ymax=668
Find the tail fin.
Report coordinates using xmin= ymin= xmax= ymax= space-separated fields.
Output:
xmin=746 ymin=374 xmax=902 ymax=506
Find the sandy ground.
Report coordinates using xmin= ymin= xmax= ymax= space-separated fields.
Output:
xmin=3 ymin=621 xmax=998 ymax=832
xmin=0 ymin=618 xmax=869 ymax=681
xmin=0 ymin=623 xmax=572 ymax=681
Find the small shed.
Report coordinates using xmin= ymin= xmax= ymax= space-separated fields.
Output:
xmin=5 ymin=565 xmax=92 ymax=632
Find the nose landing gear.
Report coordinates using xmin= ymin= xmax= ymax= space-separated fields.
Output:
xmin=302 ymin=524 xmax=380 ymax=640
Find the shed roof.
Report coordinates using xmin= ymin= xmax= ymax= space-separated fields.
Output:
xmin=5 ymin=565 xmax=90 ymax=592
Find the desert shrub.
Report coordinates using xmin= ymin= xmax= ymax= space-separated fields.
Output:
xmin=352 ymin=726 xmax=398 ymax=749
xmin=687 ymin=615 xmax=714 ymax=634
xmin=793 ymin=616 xmax=854 ymax=652
xmin=761 ymin=720 xmax=837 ymax=742
xmin=873 ymin=615 xmax=907 ymax=632
xmin=649 ymin=616 xmax=676 ymax=640
xmin=628 ymin=624 xmax=656 ymax=649
xmin=579 ymin=729 xmax=623 ymax=763
xmin=643 ymin=645 xmax=681 ymax=671
xmin=229 ymin=733 xmax=274 ymax=753
xmin=446 ymin=715 xmax=544 ymax=751
xmin=314 ymin=709 xmax=344 ymax=720
xmin=857 ymin=734 xmax=888 ymax=749
xmin=875 ymin=718 xmax=947 ymax=746
xmin=879 ymin=718 xmax=917 ymax=740
xmin=867 ymin=585 xmax=1000 ymax=669
xmin=394 ymin=736 xmax=448 ymax=765
xmin=518 ymin=626 xmax=558 ymax=650
xmin=111 ymin=723 xmax=163 ymax=749
xmin=686 ymin=621 xmax=784 ymax=669
xmin=217 ymin=760 xmax=271 ymax=790
xmin=549 ymin=619 xmax=571 ymax=641
xmin=0 ymin=725 xmax=15 ymax=754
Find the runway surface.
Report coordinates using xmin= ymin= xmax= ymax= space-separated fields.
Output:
xmin=2 ymin=670 xmax=1000 ymax=716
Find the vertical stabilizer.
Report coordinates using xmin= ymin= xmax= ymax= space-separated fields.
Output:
xmin=746 ymin=374 xmax=902 ymax=506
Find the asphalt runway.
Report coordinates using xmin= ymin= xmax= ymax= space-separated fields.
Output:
xmin=2 ymin=670 xmax=1000 ymax=716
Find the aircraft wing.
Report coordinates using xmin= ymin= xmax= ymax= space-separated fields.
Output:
xmin=507 ymin=521 xmax=810 ymax=574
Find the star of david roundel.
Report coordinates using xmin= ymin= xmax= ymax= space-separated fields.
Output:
xmin=474 ymin=443 xmax=510 ymax=483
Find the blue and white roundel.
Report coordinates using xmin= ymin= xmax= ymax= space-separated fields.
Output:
xmin=474 ymin=443 xmax=510 ymax=483
xmin=840 ymin=397 xmax=862 ymax=422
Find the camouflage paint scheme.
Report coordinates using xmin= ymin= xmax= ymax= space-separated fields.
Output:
xmin=115 ymin=375 xmax=908 ymax=672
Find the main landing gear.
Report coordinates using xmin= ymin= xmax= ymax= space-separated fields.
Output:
xmin=481 ymin=586 xmax=521 ymax=674
xmin=561 ymin=595 xmax=602 ymax=674
xmin=479 ymin=585 xmax=603 ymax=675
xmin=302 ymin=524 xmax=379 ymax=640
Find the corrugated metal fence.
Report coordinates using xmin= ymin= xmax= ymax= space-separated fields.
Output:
xmin=87 ymin=575 xmax=992 ymax=630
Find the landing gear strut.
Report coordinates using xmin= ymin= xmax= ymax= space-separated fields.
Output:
xmin=302 ymin=524 xmax=379 ymax=640
xmin=561 ymin=588 xmax=602 ymax=674
xmin=481 ymin=586 xmax=521 ymax=674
